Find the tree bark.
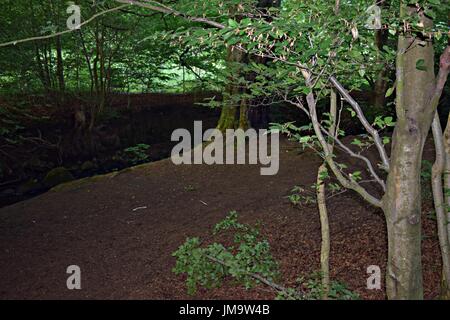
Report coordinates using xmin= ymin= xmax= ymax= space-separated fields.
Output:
xmin=382 ymin=5 xmax=435 ymax=300
xmin=216 ymin=47 xmax=245 ymax=131
xmin=433 ymin=43 xmax=450 ymax=298
xmin=431 ymin=113 xmax=450 ymax=299
xmin=317 ymin=162 xmax=330 ymax=299
xmin=217 ymin=0 xmax=280 ymax=130
xmin=372 ymin=0 xmax=389 ymax=111
xmin=316 ymin=90 xmax=337 ymax=299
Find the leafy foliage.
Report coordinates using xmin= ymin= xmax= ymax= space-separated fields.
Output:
xmin=173 ymin=211 xmax=359 ymax=299
xmin=120 ymin=143 xmax=150 ymax=165
xmin=172 ymin=211 xmax=280 ymax=295
xmin=297 ymin=272 xmax=360 ymax=300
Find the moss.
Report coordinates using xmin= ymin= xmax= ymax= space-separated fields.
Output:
xmin=50 ymin=158 xmax=171 ymax=193
xmin=50 ymin=171 xmax=118 ymax=192
xmin=43 ymin=167 xmax=74 ymax=189
xmin=81 ymin=161 xmax=96 ymax=171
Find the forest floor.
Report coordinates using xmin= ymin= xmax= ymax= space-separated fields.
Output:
xmin=0 ymin=138 xmax=442 ymax=299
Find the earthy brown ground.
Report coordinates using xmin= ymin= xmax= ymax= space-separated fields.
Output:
xmin=0 ymin=139 xmax=442 ymax=299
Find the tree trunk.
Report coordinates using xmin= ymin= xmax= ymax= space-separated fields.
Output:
xmin=317 ymin=163 xmax=330 ymax=299
xmin=55 ymin=35 xmax=65 ymax=93
xmin=216 ymin=47 xmax=244 ymax=131
xmin=382 ymin=5 xmax=435 ymax=300
xmin=316 ymin=90 xmax=337 ymax=299
xmin=444 ymin=124 xmax=450 ymax=261
xmin=217 ymin=0 xmax=280 ymax=130
xmin=372 ymin=0 xmax=389 ymax=111
xmin=49 ymin=0 xmax=64 ymax=97
xmin=431 ymin=113 xmax=450 ymax=299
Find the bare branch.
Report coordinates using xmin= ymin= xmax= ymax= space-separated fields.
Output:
xmin=305 ymin=92 xmax=382 ymax=208
xmin=329 ymin=76 xmax=390 ymax=171
xmin=319 ymin=125 xmax=386 ymax=191
xmin=115 ymin=0 xmax=226 ymax=29
xmin=0 ymin=5 xmax=130 ymax=48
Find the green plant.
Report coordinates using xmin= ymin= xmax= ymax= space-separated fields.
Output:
xmin=287 ymin=186 xmax=317 ymax=207
xmin=172 ymin=211 xmax=280 ymax=295
xmin=296 ymin=272 xmax=359 ymax=300
xmin=287 ymin=182 xmax=344 ymax=208
xmin=121 ymin=143 xmax=150 ymax=165
xmin=172 ymin=212 xmax=359 ymax=300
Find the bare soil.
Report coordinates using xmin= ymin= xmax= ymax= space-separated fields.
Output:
xmin=0 ymin=139 xmax=442 ymax=299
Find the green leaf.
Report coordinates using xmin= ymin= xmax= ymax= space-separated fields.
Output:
xmin=385 ymin=85 xmax=395 ymax=98
xmin=416 ymin=59 xmax=427 ymax=71
xmin=228 ymin=19 xmax=238 ymax=28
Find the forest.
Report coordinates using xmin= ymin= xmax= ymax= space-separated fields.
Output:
xmin=0 ymin=0 xmax=450 ymax=303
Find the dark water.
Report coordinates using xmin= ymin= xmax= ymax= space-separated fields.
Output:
xmin=0 ymin=104 xmax=219 ymax=208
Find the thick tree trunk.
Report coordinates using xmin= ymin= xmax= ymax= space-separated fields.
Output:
xmin=217 ymin=47 xmax=245 ymax=131
xmin=382 ymin=6 xmax=435 ymax=299
xmin=217 ymin=0 xmax=280 ymax=130
xmin=383 ymin=123 xmax=427 ymax=300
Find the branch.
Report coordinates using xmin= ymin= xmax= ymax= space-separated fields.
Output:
xmin=329 ymin=76 xmax=390 ymax=171
xmin=0 ymin=5 xmax=130 ymax=48
xmin=319 ymin=125 xmax=386 ymax=192
xmin=120 ymin=8 xmax=162 ymax=18
xmin=427 ymin=46 xmax=450 ymax=113
xmin=115 ymin=0 xmax=226 ymax=29
xmin=430 ymin=112 xmax=450 ymax=289
xmin=305 ymin=92 xmax=382 ymax=208
xmin=206 ymin=255 xmax=303 ymax=300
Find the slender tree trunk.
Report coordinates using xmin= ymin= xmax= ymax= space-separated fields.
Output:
xmin=372 ymin=0 xmax=389 ymax=111
xmin=373 ymin=29 xmax=388 ymax=110
xmin=431 ymin=113 xmax=450 ymax=299
xmin=444 ymin=119 xmax=450 ymax=257
xmin=34 ymin=45 xmax=50 ymax=91
xmin=316 ymin=90 xmax=337 ymax=299
xmin=49 ymin=0 xmax=64 ymax=97
xmin=55 ymin=35 xmax=65 ymax=93
xmin=317 ymin=163 xmax=330 ymax=299
xmin=436 ymin=39 xmax=450 ymax=295
xmin=42 ymin=43 xmax=53 ymax=91
xmin=438 ymin=14 xmax=450 ymax=300
xmin=78 ymin=29 xmax=95 ymax=94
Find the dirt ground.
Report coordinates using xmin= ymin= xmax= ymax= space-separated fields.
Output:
xmin=0 ymin=139 xmax=442 ymax=299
